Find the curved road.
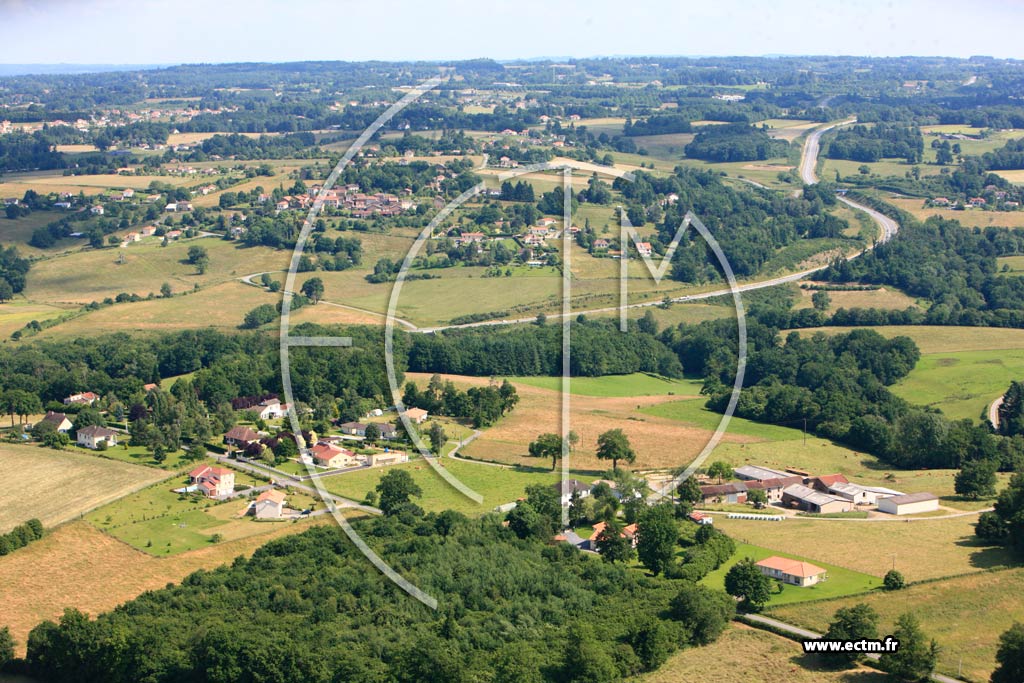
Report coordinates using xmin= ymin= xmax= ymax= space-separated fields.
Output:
xmin=990 ymin=395 xmax=1004 ymax=430
xmin=799 ymin=118 xmax=855 ymax=185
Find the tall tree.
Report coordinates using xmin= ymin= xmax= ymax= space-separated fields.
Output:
xmin=992 ymin=622 xmax=1024 ymax=683
xmin=596 ymin=428 xmax=636 ymax=472
xmin=878 ymin=613 xmax=939 ymax=682
xmin=635 ymin=504 xmax=678 ymax=576
xmin=301 ymin=277 xmax=325 ymax=304
xmin=724 ymin=557 xmax=772 ymax=612
xmin=706 ymin=461 xmax=732 ymax=483
xmin=528 ymin=432 xmax=563 ymax=471
xmin=955 ymin=458 xmax=998 ymax=499
xmin=595 ymin=520 xmax=634 ymax=564
xmin=427 ymin=422 xmax=447 ymax=456
xmin=375 ymin=469 xmax=422 ymax=515
xmin=824 ymin=604 xmax=879 ymax=665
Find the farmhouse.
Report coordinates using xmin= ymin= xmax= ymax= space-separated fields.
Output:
xmin=253 ymin=489 xmax=286 ymax=519
xmin=76 ymin=425 xmax=118 ymax=449
xmin=63 ymin=391 xmax=99 ymax=406
xmin=756 ymin=556 xmax=827 ymax=587
xmin=689 ymin=511 xmax=713 ymax=525
xmin=635 ymin=242 xmax=653 ymax=257
xmin=827 ymin=482 xmax=903 ymax=505
xmin=311 ymin=442 xmax=360 ymax=469
xmin=592 ymin=238 xmax=610 ymax=250
xmin=733 ymin=465 xmax=793 ymax=482
xmin=877 ymin=492 xmax=939 ymax=516
xmin=339 ymin=421 xmax=367 ymax=436
xmin=189 ymin=465 xmax=236 ymax=498
xmin=744 ymin=476 xmax=804 ymax=503
xmin=402 ymin=407 xmax=429 ymax=424
xmin=699 ymin=482 xmax=748 ymax=504
xmin=552 ymin=479 xmax=590 ymax=506
xmin=224 ymin=425 xmax=260 ymax=448
xmin=807 ymin=474 xmax=849 ymax=492
xmin=781 ymin=484 xmax=853 ymax=514
xmin=39 ymin=411 xmax=73 ymax=433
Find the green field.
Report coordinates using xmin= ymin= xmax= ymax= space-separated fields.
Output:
xmin=890 ymin=348 xmax=1024 ymax=421
xmin=789 ymin=325 xmax=1024 ymax=354
xmin=700 ymin=542 xmax=881 ymax=606
xmin=320 ymin=458 xmax=575 ymax=515
xmin=512 ymin=373 xmax=700 ymax=397
xmin=772 ymin=568 xmax=1024 ymax=682
xmin=640 ymin=397 xmax=806 ymax=441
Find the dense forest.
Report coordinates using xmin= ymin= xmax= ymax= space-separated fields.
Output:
xmin=683 ymin=123 xmax=790 ymax=162
xmin=19 ymin=516 xmax=734 ymax=683
xmin=826 ymin=123 xmax=924 ymax=163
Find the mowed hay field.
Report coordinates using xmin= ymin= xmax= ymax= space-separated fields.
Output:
xmin=790 ymin=325 xmax=1024 ymax=354
xmin=0 ymin=300 xmax=74 ymax=338
xmin=793 ymin=284 xmax=920 ymax=312
xmin=0 ymin=517 xmax=344 ymax=655
xmin=25 ymin=238 xmax=290 ymax=304
xmin=888 ymin=196 xmax=1024 ymax=229
xmin=0 ymin=445 xmax=167 ymax=533
xmin=434 ymin=373 xmax=758 ymax=471
xmin=772 ymin=569 xmax=1024 ymax=682
xmin=643 ymin=624 xmax=885 ymax=683
xmin=711 ymin=514 xmax=1014 ymax=582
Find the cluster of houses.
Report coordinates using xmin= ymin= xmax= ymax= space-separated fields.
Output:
xmin=223 ymin=424 xmax=409 ymax=471
xmin=273 ymin=185 xmax=417 ymax=217
xmin=699 ymin=465 xmax=939 ymax=516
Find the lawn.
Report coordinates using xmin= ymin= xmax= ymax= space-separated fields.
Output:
xmin=320 ymin=457 xmax=572 ymax=515
xmin=700 ymin=542 xmax=881 ymax=606
xmin=771 ymin=568 xmax=1024 ymax=682
xmin=643 ymin=624 xmax=885 ymax=683
xmin=0 ymin=444 xmax=167 ymax=533
xmin=640 ymin=398 xmax=805 ymax=441
xmin=511 ymin=373 xmax=700 ymax=397
xmin=711 ymin=515 xmax=1015 ymax=583
xmin=68 ymin=442 xmax=193 ymax=470
xmin=890 ymin=348 xmax=1024 ymax=421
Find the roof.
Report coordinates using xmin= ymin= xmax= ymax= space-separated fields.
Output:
xmin=256 ymin=489 xmax=286 ymax=504
xmin=553 ymin=479 xmax=590 ymax=496
xmin=756 ymin=556 xmax=826 ymax=578
xmin=225 ymin=426 xmax=259 ymax=442
xmin=403 ymin=407 xmax=428 ymax=419
xmin=40 ymin=411 xmax=69 ymax=425
xmin=340 ymin=421 xmax=367 ymax=430
xmin=812 ymin=474 xmax=850 ymax=487
xmin=589 ymin=521 xmax=638 ymax=542
xmin=77 ymin=425 xmax=118 ymax=438
xmin=782 ymin=484 xmax=848 ymax=507
xmin=733 ymin=465 xmax=793 ymax=481
xmin=882 ymin=492 xmax=938 ymax=506
xmin=745 ymin=476 xmax=803 ymax=490
xmin=700 ymin=482 xmax=748 ymax=496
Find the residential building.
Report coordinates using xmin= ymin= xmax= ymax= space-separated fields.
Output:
xmin=552 ymin=479 xmax=590 ymax=506
xmin=403 ymin=407 xmax=429 ymax=424
xmin=366 ymin=450 xmax=409 ymax=466
xmin=63 ymin=391 xmax=99 ymax=406
xmin=254 ymin=490 xmax=286 ymax=519
xmin=76 ymin=425 xmax=118 ymax=449
xmin=689 ymin=511 xmax=713 ymax=525
xmin=189 ymin=465 xmax=236 ymax=498
xmin=224 ymin=425 xmax=260 ymax=448
xmin=339 ymin=421 xmax=367 ymax=436
xmin=257 ymin=398 xmax=289 ymax=420
xmin=756 ymin=556 xmax=827 ymax=587
xmin=744 ymin=476 xmax=804 ymax=503
xmin=635 ymin=242 xmax=653 ymax=257
xmin=39 ymin=411 xmax=73 ymax=433
xmin=781 ymin=484 xmax=852 ymax=514
xmin=699 ymin=482 xmax=748 ymax=504
xmin=587 ymin=521 xmax=639 ymax=551
xmin=311 ymin=442 xmax=360 ymax=468
xmin=877 ymin=492 xmax=939 ymax=516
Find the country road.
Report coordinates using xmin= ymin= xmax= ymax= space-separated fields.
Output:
xmin=741 ymin=614 xmax=968 ymax=683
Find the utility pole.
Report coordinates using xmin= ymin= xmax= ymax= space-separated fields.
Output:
xmin=802 ymin=417 xmax=807 ymax=446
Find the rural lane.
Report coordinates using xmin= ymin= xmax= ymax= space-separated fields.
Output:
xmin=741 ymin=614 xmax=968 ymax=683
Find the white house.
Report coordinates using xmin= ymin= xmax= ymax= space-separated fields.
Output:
xmin=76 ymin=425 xmax=118 ymax=449
xmin=756 ymin=556 xmax=827 ymax=587
xmin=39 ymin=411 xmax=73 ymax=433
xmin=189 ymin=465 xmax=236 ymax=498
xmin=257 ymin=398 xmax=289 ymax=420
xmin=552 ymin=479 xmax=590 ymax=507
xmin=402 ymin=407 xmax=429 ymax=424
xmin=877 ymin=492 xmax=939 ymax=516
xmin=254 ymin=489 xmax=286 ymax=519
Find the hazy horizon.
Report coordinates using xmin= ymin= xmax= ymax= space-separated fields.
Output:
xmin=2 ymin=0 xmax=1022 ymax=66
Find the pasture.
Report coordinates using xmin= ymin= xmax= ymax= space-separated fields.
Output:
xmin=772 ymin=569 xmax=1024 ymax=682
xmin=887 ymin=196 xmax=1024 ymax=229
xmin=0 ymin=299 xmax=74 ymax=339
xmin=788 ymin=325 xmax=1024 ymax=354
xmin=711 ymin=515 xmax=1013 ymax=582
xmin=793 ymin=284 xmax=920 ymax=312
xmin=512 ymin=373 xmax=700 ymax=397
xmin=700 ymin=542 xmax=881 ymax=606
xmin=0 ymin=444 xmax=167 ymax=533
xmin=643 ymin=625 xmax=883 ymax=683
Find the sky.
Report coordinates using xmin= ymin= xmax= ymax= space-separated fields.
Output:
xmin=1 ymin=0 xmax=1023 ymax=66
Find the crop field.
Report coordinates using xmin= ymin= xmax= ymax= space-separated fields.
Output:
xmin=0 ymin=444 xmax=168 ymax=533
xmin=793 ymin=284 xmax=920 ymax=312
xmin=773 ymin=569 xmax=1024 ymax=682
xmin=628 ymin=132 xmax=695 ymax=159
xmin=0 ymin=517 xmax=342 ymax=656
xmin=995 ymin=169 xmax=1024 ymax=185
xmin=643 ymin=624 xmax=884 ymax=683
xmin=789 ymin=325 xmax=1024 ymax=354
xmin=821 ymin=157 xmax=946 ymax=179
xmin=890 ymin=348 xmax=1024 ymax=421
xmin=320 ymin=457 xmax=571 ymax=515
xmin=887 ymin=196 xmax=1024 ymax=229
xmin=712 ymin=515 xmax=1013 ymax=583
xmin=700 ymin=542 xmax=881 ymax=606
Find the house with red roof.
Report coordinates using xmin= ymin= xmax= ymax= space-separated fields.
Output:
xmin=311 ymin=442 xmax=359 ymax=469
xmin=189 ymin=464 xmax=236 ymax=498
xmin=63 ymin=391 xmax=99 ymax=406
xmin=755 ymin=556 xmax=827 ymax=587
xmin=253 ymin=489 xmax=287 ymax=519
xmin=588 ymin=521 xmax=639 ymax=551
